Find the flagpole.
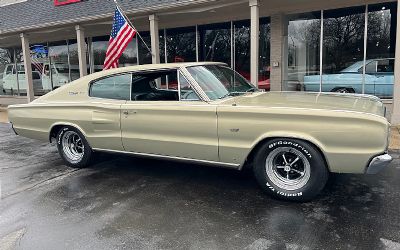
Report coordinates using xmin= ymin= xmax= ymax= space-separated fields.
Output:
xmin=113 ymin=0 xmax=153 ymax=56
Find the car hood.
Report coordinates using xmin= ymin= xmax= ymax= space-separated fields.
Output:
xmin=220 ymin=91 xmax=386 ymax=117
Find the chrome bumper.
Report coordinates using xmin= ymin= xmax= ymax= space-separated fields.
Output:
xmin=366 ymin=154 xmax=392 ymax=174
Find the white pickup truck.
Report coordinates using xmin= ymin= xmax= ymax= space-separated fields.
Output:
xmin=1 ymin=63 xmax=79 ymax=95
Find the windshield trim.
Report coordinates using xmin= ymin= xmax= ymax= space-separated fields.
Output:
xmin=184 ymin=64 xmax=256 ymax=101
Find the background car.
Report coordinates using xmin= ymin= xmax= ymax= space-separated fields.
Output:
xmin=2 ymin=63 xmax=43 ymax=95
xmin=303 ymin=58 xmax=394 ymax=98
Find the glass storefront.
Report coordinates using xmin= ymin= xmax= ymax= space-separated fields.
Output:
xmin=286 ymin=12 xmax=321 ymax=91
xmin=287 ymin=2 xmax=397 ymax=99
xmin=366 ymin=2 xmax=396 ymax=98
xmin=259 ymin=18 xmax=271 ymax=91
xmin=199 ymin=22 xmax=232 ymax=67
xmin=165 ymin=26 xmax=197 ymax=63
xmin=234 ymin=20 xmax=250 ymax=81
xmin=322 ymin=7 xmax=365 ymax=94
xmin=138 ymin=31 xmax=152 ymax=65
xmin=0 ymin=47 xmax=23 ymax=96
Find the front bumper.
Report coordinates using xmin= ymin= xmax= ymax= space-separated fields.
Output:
xmin=366 ymin=153 xmax=392 ymax=174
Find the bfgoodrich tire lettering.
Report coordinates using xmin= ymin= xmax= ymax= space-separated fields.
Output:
xmin=56 ymin=126 xmax=92 ymax=168
xmin=253 ymin=138 xmax=329 ymax=201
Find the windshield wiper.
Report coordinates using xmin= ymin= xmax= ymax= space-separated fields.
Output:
xmin=218 ymin=92 xmax=236 ymax=99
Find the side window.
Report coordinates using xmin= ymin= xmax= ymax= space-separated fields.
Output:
xmin=90 ymin=74 xmax=131 ymax=100
xmin=5 ymin=65 xmax=13 ymax=75
xmin=377 ymin=59 xmax=394 ymax=73
xmin=131 ymin=70 xmax=179 ymax=101
xmin=365 ymin=61 xmax=377 ymax=74
xmin=179 ymin=73 xmax=200 ymax=101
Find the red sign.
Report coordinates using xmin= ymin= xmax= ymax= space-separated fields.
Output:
xmin=54 ymin=0 xmax=81 ymax=6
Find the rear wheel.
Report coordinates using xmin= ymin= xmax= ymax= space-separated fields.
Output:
xmin=333 ymin=87 xmax=354 ymax=93
xmin=56 ymin=126 xmax=92 ymax=168
xmin=253 ymin=138 xmax=329 ymax=201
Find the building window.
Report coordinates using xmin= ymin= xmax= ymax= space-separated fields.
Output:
xmin=165 ymin=26 xmax=197 ymax=63
xmin=234 ymin=20 xmax=250 ymax=82
xmin=286 ymin=2 xmax=397 ymax=99
xmin=367 ymin=2 xmax=397 ymax=98
xmin=322 ymin=6 xmax=365 ymax=94
xmin=199 ymin=22 xmax=232 ymax=67
xmin=90 ymin=36 xmax=108 ymax=72
xmin=138 ymin=31 xmax=152 ymax=65
xmin=259 ymin=17 xmax=271 ymax=91
xmin=286 ymin=11 xmax=321 ymax=92
xmin=0 ymin=47 xmax=23 ymax=96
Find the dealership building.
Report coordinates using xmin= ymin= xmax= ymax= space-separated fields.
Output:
xmin=0 ymin=0 xmax=399 ymax=123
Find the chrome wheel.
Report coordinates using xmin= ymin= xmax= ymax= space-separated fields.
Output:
xmin=335 ymin=88 xmax=349 ymax=93
xmin=61 ymin=131 xmax=85 ymax=163
xmin=265 ymin=147 xmax=311 ymax=191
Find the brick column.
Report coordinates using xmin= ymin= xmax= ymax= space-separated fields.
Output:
xmin=20 ymin=33 xmax=34 ymax=102
xmin=249 ymin=0 xmax=259 ymax=88
xmin=149 ymin=14 xmax=160 ymax=65
xmin=270 ymin=14 xmax=288 ymax=91
xmin=75 ymin=25 xmax=87 ymax=77
xmin=391 ymin=1 xmax=400 ymax=125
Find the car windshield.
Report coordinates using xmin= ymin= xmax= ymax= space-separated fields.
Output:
xmin=186 ymin=65 xmax=256 ymax=100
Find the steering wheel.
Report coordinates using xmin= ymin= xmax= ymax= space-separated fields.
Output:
xmin=182 ymin=90 xmax=197 ymax=100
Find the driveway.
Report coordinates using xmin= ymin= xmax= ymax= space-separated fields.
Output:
xmin=0 ymin=123 xmax=399 ymax=250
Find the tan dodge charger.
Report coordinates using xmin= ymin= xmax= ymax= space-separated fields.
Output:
xmin=8 ymin=62 xmax=392 ymax=201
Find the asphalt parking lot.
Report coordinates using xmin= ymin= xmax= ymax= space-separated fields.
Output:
xmin=0 ymin=123 xmax=400 ymax=250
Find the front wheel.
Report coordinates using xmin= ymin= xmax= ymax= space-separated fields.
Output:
xmin=253 ymin=138 xmax=329 ymax=202
xmin=333 ymin=87 xmax=354 ymax=93
xmin=56 ymin=126 xmax=92 ymax=168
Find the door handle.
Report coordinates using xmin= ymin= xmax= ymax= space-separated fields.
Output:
xmin=122 ymin=110 xmax=137 ymax=115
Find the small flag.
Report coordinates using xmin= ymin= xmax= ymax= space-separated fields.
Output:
xmin=103 ymin=7 xmax=136 ymax=70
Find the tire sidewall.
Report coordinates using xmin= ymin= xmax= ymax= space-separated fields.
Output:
xmin=56 ymin=126 xmax=91 ymax=168
xmin=254 ymin=139 xmax=328 ymax=201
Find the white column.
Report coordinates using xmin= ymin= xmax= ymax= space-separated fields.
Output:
xmin=270 ymin=13 xmax=288 ymax=91
xmin=149 ymin=14 xmax=160 ymax=65
xmin=20 ymin=33 xmax=34 ymax=102
xmin=391 ymin=1 xmax=400 ymax=125
xmin=249 ymin=0 xmax=259 ymax=88
xmin=75 ymin=25 xmax=87 ymax=77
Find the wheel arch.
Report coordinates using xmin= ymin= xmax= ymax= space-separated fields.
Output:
xmin=241 ymin=134 xmax=331 ymax=172
xmin=49 ymin=122 xmax=88 ymax=143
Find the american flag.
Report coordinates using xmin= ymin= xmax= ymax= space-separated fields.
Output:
xmin=103 ymin=7 xmax=136 ymax=70
xmin=31 ymin=57 xmax=44 ymax=74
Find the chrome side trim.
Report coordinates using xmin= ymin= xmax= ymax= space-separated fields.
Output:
xmin=92 ymin=148 xmax=241 ymax=169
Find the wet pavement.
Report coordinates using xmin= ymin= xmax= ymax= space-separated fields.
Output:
xmin=0 ymin=123 xmax=400 ymax=250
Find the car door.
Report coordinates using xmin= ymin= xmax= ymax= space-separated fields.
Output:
xmin=87 ymin=73 xmax=131 ymax=151
xmin=121 ymin=69 xmax=219 ymax=162
xmin=373 ymin=59 xmax=394 ymax=98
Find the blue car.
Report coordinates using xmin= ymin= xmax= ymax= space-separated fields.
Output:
xmin=303 ymin=58 xmax=394 ymax=98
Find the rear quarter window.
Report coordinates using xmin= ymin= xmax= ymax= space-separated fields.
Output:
xmin=90 ymin=74 xmax=131 ymax=100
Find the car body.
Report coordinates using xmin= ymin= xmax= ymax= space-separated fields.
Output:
xmin=303 ymin=58 xmax=394 ymax=98
xmin=8 ymin=62 xmax=392 ymax=201
xmin=41 ymin=63 xmax=80 ymax=91
xmin=2 ymin=64 xmax=43 ymax=95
